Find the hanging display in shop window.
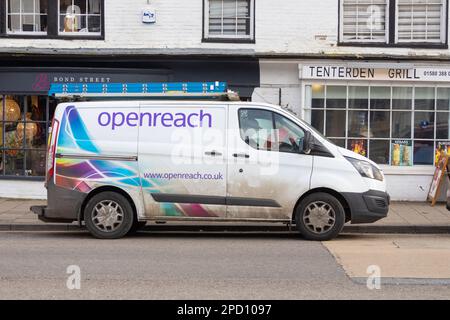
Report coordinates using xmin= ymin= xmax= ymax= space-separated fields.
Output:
xmin=350 ymin=140 xmax=367 ymax=157
xmin=391 ymin=140 xmax=412 ymax=166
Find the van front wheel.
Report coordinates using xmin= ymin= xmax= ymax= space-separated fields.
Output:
xmin=295 ymin=193 xmax=345 ymax=241
xmin=84 ymin=192 xmax=134 ymax=239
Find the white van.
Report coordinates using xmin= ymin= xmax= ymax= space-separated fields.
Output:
xmin=31 ymin=100 xmax=389 ymax=240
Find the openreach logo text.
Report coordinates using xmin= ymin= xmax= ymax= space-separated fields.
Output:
xmin=98 ymin=110 xmax=213 ymax=130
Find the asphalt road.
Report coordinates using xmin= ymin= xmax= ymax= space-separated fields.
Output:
xmin=0 ymin=231 xmax=449 ymax=299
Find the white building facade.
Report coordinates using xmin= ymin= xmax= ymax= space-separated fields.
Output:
xmin=0 ymin=0 xmax=449 ymax=201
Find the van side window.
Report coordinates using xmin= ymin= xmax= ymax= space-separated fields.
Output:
xmin=239 ymin=109 xmax=275 ymax=151
xmin=274 ymin=114 xmax=305 ymax=154
xmin=239 ymin=109 xmax=306 ymax=154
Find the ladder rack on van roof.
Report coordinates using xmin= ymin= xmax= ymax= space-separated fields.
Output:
xmin=48 ymin=81 xmax=241 ymax=101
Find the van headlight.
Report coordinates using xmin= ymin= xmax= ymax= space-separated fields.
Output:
xmin=345 ymin=157 xmax=384 ymax=181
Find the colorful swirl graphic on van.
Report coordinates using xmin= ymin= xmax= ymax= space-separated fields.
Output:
xmin=55 ymin=105 xmax=215 ymax=217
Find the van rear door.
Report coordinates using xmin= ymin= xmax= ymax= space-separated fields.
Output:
xmin=53 ymin=102 xmax=141 ymax=209
xmin=138 ymin=104 xmax=227 ymax=218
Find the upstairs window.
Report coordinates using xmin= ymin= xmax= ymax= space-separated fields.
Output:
xmin=396 ymin=0 xmax=446 ymax=43
xmin=2 ymin=0 xmax=103 ymax=38
xmin=204 ymin=0 xmax=255 ymax=42
xmin=58 ymin=0 xmax=101 ymax=35
xmin=6 ymin=0 xmax=48 ymax=34
xmin=341 ymin=0 xmax=388 ymax=43
xmin=339 ymin=0 xmax=448 ymax=47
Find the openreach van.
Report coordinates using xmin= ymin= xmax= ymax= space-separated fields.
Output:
xmin=32 ymin=99 xmax=389 ymax=241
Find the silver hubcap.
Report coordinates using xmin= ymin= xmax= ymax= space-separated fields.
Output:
xmin=303 ymin=201 xmax=336 ymax=234
xmin=92 ymin=200 xmax=124 ymax=232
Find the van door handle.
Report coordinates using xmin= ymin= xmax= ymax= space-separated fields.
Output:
xmin=205 ymin=151 xmax=222 ymax=157
xmin=233 ymin=153 xmax=250 ymax=158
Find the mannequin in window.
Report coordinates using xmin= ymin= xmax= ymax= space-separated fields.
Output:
xmin=64 ymin=5 xmax=81 ymax=32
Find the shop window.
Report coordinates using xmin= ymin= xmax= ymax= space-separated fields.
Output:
xmin=348 ymin=110 xmax=368 ymax=137
xmin=204 ymin=0 xmax=254 ymax=42
xmin=414 ymin=140 xmax=434 ymax=165
xmin=0 ymin=95 xmax=54 ymax=178
xmin=6 ymin=0 xmax=48 ymax=34
xmin=415 ymin=87 xmax=435 ymax=110
xmin=392 ymin=111 xmax=411 ymax=138
xmin=414 ymin=111 xmax=435 ymax=139
xmin=392 ymin=87 xmax=412 ymax=109
xmin=436 ymin=112 xmax=450 ymax=139
xmin=437 ymin=88 xmax=450 ymax=110
xmin=370 ymin=110 xmax=390 ymax=138
xmin=339 ymin=0 xmax=448 ymax=47
xmin=370 ymin=139 xmax=390 ymax=164
xmin=304 ymin=84 xmax=450 ymax=166
xmin=348 ymin=86 xmax=369 ymax=109
xmin=58 ymin=0 xmax=101 ymax=35
xmin=370 ymin=86 xmax=390 ymax=109
xmin=325 ymin=110 xmax=346 ymax=137
xmin=326 ymin=86 xmax=347 ymax=109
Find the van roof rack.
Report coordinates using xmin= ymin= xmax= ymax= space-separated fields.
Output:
xmin=48 ymin=81 xmax=241 ymax=101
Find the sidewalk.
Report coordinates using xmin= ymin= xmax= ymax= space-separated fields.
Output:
xmin=0 ymin=198 xmax=449 ymax=233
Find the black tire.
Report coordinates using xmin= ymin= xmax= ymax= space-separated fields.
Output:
xmin=84 ymin=191 xmax=135 ymax=239
xmin=295 ymin=192 xmax=345 ymax=241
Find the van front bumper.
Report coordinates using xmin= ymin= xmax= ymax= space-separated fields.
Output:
xmin=342 ymin=190 xmax=390 ymax=224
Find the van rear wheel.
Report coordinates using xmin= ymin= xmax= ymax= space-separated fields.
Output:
xmin=295 ymin=193 xmax=345 ymax=241
xmin=84 ymin=192 xmax=134 ymax=239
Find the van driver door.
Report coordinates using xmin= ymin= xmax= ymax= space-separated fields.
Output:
xmin=226 ymin=105 xmax=313 ymax=220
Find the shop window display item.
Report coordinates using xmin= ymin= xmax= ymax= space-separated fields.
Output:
xmin=64 ymin=5 xmax=81 ymax=32
xmin=0 ymin=96 xmax=21 ymax=147
xmin=391 ymin=140 xmax=412 ymax=166
xmin=17 ymin=113 xmax=39 ymax=147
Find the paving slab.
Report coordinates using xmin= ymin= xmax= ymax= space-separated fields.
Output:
xmin=324 ymin=234 xmax=450 ymax=279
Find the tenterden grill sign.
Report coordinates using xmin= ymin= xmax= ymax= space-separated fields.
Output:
xmin=300 ymin=64 xmax=450 ymax=82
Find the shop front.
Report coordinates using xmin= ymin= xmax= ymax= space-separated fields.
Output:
xmin=300 ymin=62 xmax=450 ymax=201
xmin=0 ymin=57 xmax=259 ymax=198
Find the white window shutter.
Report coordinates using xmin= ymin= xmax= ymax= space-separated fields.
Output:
xmin=397 ymin=0 xmax=445 ymax=43
xmin=342 ymin=0 xmax=388 ymax=42
xmin=208 ymin=0 xmax=251 ymax=37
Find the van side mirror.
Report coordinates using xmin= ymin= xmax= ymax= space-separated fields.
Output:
xmin=302 ymin=131 xmax=313 ymax=155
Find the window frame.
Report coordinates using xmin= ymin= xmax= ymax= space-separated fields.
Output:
xmin=57 ymin=0 xmax=102 ymax=37
xmin=338 ymin=0 xmax=449 ymax=48
xmin=0 ymin=0 xmax=104 ymax=40
xmin=5 ymin=0 xmax=47 ymax=35
xmin=238 ymin=108 xmax=308 ymax=154
xmin=0 ymin=94 xmax=52 ymax=180
xmin=303 ymin=82 xmax=450 ymax=166
xmin=202 ymin=0 xmax=256 ymax=43
xmin=339 ymin=0 xmax=390 ymax=44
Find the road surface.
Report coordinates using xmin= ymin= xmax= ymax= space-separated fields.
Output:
xmin=0 ymin=231 xmax=449 ymax=299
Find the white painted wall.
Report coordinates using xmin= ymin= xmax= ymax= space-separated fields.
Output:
xmin=0 ymin=180 xmax=46 ymax=200
xmin=0 ymin=0 xmax=449 ymax=58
